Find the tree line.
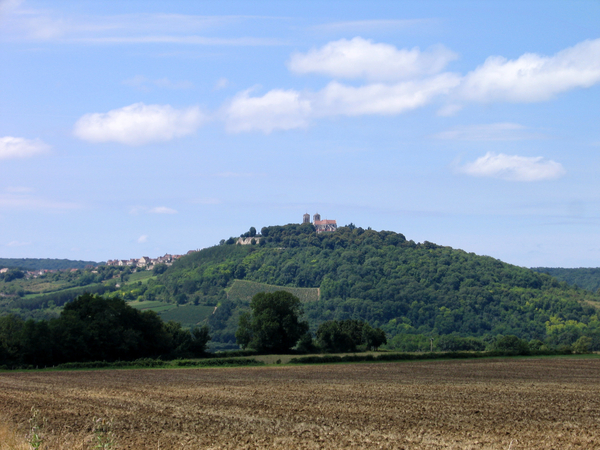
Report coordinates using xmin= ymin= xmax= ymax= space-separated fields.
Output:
xmin=0 ymin=294 xmax=210 ymax=369
xmin=0 ymin=258 xmax=99 ymax=271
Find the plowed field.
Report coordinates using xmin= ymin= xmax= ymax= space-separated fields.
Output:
xmin=1 ymin=357 xmax=600 ymax=449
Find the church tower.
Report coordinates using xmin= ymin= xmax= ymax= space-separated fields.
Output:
xmin=303 ymin=213 xmax=310 ymax=224
xmin=313 ymin=213 xmax=321 ymax=223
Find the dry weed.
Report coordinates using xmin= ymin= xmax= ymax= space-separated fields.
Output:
xmin=0 ymin=420 xmax=29 ymax=450
xmin=2 ymin=358 xmax=600 ymax=449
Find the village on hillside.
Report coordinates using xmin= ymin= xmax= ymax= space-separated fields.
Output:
xmin=105 ymin=252 xmax=186 ymax=269
xmin=0 ymin=252 xmax=190 ymax=280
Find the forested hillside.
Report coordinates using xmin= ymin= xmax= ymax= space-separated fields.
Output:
xmin=3 ymin=223 xmax=600 ymax=351
xmin=127 ymin=223 xmax=600 ymax=347
xmin=0 ymin=258 xmax=100 ymax=271
xmin=532 ymin=267 xmax=600 ymax=293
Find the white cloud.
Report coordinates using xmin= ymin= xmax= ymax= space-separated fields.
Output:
xmin=316 ymin=74 xmax=461 ymax=116
xmin=458 ymin=152 xmax=566 ymax=181
xmin=122 ymin=75 xmax=193 ymax=91
xmin=137 ymin=235 xmax=148 ymax=243
xmin=288 ymin=37 xmax=457 ymax=81
xmin=433 ymin=123 xmax=545 ymax=141
xmin=148 ymin=206 xmax=177 ymax=214
xmin=223 ymin=88 xmax=311 ymax=133
xmin=459 ymin=38 xmax=600 ymax=102
xmin=0 ymin=136 xmax=50 ymax=160
xmin=73 ymin=103 xmax=206 ymax=145
xmin=223 ymin=74 xmax=460 ymax=132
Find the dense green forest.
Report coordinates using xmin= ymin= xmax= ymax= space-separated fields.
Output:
xmin=3 ymin=223 xmax=600 ymax=353
xmin=0 ymin=258 xmax=100 ymax=271
xmin=114 ymin=223 xmax=600 ymax=348
xmin=532 ymin=267 xmax=600 ymax=293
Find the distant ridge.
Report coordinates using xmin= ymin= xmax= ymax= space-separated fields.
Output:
xmin=532 ymin=267 xmax=600 ymax=293
xmin=0 ymin=258 xmax=101 ymax=271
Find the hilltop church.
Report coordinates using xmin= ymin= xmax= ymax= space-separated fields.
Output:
xmin=303 ymin=213 xmax=337 ymax=233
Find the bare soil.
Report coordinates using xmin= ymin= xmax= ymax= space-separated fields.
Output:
xmin=1 ymin=357 xmax=600 ymax=449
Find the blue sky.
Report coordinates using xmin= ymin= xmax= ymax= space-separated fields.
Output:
xmin=1 ymin=0 xmax=599 ymax=268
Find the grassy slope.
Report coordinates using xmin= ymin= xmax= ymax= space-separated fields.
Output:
xmin=159 ymin=305 xmax=214 ymax=327
xmin=227 ymin=279 xmax=319 ymax=303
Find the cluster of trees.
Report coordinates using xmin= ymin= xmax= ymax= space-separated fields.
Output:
xmin=386 ymin=326 xmax=598 ymax=353
xmin=0 ymin=268 xmax=25 ymax=282
xmin=234 ymin=291 xmax=386 ymax=354
xmin=316 ymin=319 xmax=387 ymax=353
xmin=0 ymin=294 xmax=210 ymax=369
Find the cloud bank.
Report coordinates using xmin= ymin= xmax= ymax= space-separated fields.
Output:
xmin=459 ymin=39 xmax=600 ymax=103
xmin=224 ymin=89 xmax=311 ymax=133
xmin=74 ymin=103 xmax=206 ymax=145
xmin=458 ymin=152 xmax=566 ymax=182
xmin=69 ymin=38 xmax=600 ymax=137
xmin=0 ymin=136 xmax=50 ymax=160
xmin=288 ymin=37 xmax=457 ymax=81
xmin=226 ymin=37 xmax=600 ymax=133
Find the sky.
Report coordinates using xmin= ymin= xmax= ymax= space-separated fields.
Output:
xmin=1 ymin=0 xmax=600 ymax=268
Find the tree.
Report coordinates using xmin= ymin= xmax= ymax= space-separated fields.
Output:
xmin=572 ymin=336 xmax=592 ymax=354
xmin=153 ymin=263 xmax=168 ymax=275
xmin=235 ymin=291 xmax=308 ymax=353
xmin=296 ymin=332 xmax=317 ymax=353
xmin=493 ymin=335 xmax=530 ymax=355
xmin=362 ymin=324 xmax=387 ymax=350
xmin=235 ymin=312 xmax=253 ymax=350
xmin=316 ymin=320 xmax=355 ymax=353
xmin=316 ymin=319 xmax=387 ymax=353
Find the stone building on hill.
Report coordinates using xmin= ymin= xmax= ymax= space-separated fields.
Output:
xmin=305 ymin=212 xmax=337 ymax=233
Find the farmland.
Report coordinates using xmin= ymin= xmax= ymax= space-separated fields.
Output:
xmin=1 ymin=357 xmax=600 ymax=449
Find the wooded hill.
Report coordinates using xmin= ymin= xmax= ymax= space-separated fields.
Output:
xmin=3 ymin=223 xmax=600 ymax=351
xmin=134 ymin=223 xmax=600 ymax=348
xmin=0 ymin=258 xmax=100 ymax=271
xmin=532 ymin=267 xmax=600 ymax=293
